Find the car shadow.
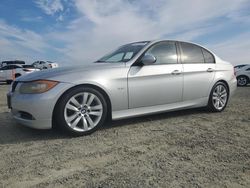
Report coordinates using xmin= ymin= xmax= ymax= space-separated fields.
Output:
xmin=0 ymin=108 xmax=207 ymax=145
xmin=0 ymin=112 xmax=67 ymax=145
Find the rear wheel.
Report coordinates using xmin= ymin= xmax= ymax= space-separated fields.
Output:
xmin=237 ymin=76 xmax=248 ymax=86
xmin=54 ymin=87 xmax=108 ymax=136
xmin=207 ymin=82 xmax=229 ymax=112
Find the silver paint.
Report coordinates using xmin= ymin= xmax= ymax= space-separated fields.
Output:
xmin=8 ymin=40 xmax=237 ymax=129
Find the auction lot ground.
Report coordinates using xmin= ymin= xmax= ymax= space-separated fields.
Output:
xmin=0 ymin=83 xmax=249 ymax=188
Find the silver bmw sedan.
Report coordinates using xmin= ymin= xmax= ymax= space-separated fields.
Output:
xmin=7 ymin=40 xmax=237 ymax=135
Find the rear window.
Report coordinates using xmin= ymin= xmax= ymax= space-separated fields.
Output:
xmin=180 ymin=42 xmax=204 ymax=63
xmin=202 ymin=48 xmax=215 ymax=63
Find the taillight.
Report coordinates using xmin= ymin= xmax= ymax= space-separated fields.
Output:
xmin=233 ymin=68 xmax=236 ymax=76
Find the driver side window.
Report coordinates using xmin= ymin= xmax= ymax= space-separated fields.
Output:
xmin=145 ymin=41 xmax=177 ymax=64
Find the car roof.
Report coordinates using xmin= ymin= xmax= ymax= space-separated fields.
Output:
xmin=138 ymin=39 xmax=219 ymax=60
xmin=0 ymin=64 xmax=22 ymax=69
xmin=1 ymin=60 xmax=25 ymax=64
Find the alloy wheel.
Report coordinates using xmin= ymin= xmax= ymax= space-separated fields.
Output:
xmin=212 ymin=84 xmax=228 ymax=110
xmin=64 ymin=92 xmax=103 ymax=132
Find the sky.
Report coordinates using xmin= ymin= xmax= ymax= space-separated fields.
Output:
xmin=0 ymin=0 xmax=250 ymax=66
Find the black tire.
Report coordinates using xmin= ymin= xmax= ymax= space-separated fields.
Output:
xmin=207 ymin=82 xmax=229 ymax=112
xmin=237 ymin=76 xmax=248 ymax=86
xmin=6 ymin=80 xmax=12 ymax=85
xmin=54 ymin=86 xmax=108 ymax=136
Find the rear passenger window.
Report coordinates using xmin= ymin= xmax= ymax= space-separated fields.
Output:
xmin=146 ymin=41 xmax=177 ymax=64
xmin=202 ymin=48 xmax=215 ymax=63
xmin=180 ymin=42 xmax=204 ymax=63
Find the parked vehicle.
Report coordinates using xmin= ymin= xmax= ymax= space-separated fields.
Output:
xmin=1 ymin=60 xmax=25 ymax=68
xmin=7 ymin=40 xmax=237 ymax=135
xmin=234 ymin=64 xmax=248 ymax=71
xmin=0 ymin=64 xmax=39 ymax=84
xmin=32 ymin=61 xmax=58 ymax=69
xmin=235 ymin=64 xmax=250 ymax=86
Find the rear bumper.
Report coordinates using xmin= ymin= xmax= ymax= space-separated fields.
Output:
xmin=229 ymin=77 xmax=237 ymax=97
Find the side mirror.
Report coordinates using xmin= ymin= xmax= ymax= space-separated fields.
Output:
xmin=141 ymin=54 xmax=156 ymax=65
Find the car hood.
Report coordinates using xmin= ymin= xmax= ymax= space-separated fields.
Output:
xmin=16 ymin=63 xmax=125 ymax=82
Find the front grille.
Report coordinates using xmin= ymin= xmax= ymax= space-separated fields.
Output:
xmin=12 ymin=81 xmax=18 ymax=92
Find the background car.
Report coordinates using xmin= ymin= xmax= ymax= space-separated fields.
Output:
xmin=32 ymin=61 xmax=59 ymax=70
xmin=0 ymin=64 xmax=39 ymax=84
xmin=1 ymin=60 xmax=25 ymax=68
xmin=235 ymin=64 xmax=250 ymax=86
xmin=8 ymin=40 xmax=237 ymax=136
xmin=234 ymin=64 xmax=248 ymax=71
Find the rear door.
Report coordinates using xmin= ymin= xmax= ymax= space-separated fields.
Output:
xmin=179 ymin=42 xmax=215 ymax=101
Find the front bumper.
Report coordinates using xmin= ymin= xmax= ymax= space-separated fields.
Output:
xmin=8 ymin=82 xmax=74 ymax=130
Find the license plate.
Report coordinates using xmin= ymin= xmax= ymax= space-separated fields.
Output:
xmin=7 ymin=93 xmax=12 ymax=109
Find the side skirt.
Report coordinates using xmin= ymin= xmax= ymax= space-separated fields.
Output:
xmin=112 ymin=97 xmax=208 ymax=120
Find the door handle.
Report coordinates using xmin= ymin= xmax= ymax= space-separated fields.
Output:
xmin=171 ymin=70 xmax=181 ymax=75
xmin=207 ymin=68 xmax=214 ymax=72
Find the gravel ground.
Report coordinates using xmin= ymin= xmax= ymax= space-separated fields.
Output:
xmin=0 ymin=83 xmax=249 ymax=188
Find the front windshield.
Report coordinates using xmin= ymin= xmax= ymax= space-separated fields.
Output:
xmin=96 ymin=41 xmax=150 ymax=63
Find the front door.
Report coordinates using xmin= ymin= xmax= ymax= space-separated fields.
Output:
xmin=128 ymin=41 xmax=183 ymax=108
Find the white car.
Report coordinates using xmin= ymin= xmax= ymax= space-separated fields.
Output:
xmin=235 ymin=64 xmax=250 ymax=86
xmin=32 ymin=61 xmax=58 ymax=69
xmin=0 ymin=64 xmax=39 ymax=84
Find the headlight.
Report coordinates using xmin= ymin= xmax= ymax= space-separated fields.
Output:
xmin=19 ymin=80 xmax=58 ymax=94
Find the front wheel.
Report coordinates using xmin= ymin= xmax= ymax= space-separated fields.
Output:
xmin=207 ymin=82 xmax=229 ymax=112
xmin=54 ymin=87 xmax=108 ymax=136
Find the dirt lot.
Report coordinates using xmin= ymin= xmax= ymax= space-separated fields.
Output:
xmin=0 ymin=84 xmax=249 ymax=188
